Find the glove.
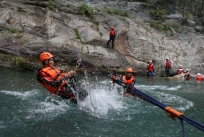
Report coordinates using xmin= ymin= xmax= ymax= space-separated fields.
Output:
xmin=111 ymin=75 xmax=117 ymax=83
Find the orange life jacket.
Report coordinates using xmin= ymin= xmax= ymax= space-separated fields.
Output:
xmin=39 ymin=67 xmax=66 ymax=94
xmin=147 ymin=63 xmax=154 ymax=72
xmin=177 ymin=69 xmax=183 ymax=74
xmin=122 ymin=75 xmax=135 ymax=85
xmin=110 ymin=30 xmax=115 ymax=37
xmin=197 ymin=75 xmax=203 ymax=81
xmin=166 ymin=60 xmax=171 ymax=68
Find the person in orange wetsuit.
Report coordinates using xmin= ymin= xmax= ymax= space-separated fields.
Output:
xmin=165 ymin=57 xmax=171 ymax=77
xmin=177 ymin=65 xmax=184 ymax=75
xmin=37 ymin=52 xmax=78 ymax=102
xmin=196 ymin=73 xmax=203 ymax=81
xmin=147 ymin=60 xmax=155 ymax=77
xmin=106 ymin=26 xmax=116 ymax=49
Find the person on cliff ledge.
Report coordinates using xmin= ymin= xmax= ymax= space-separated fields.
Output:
xmin=106 ymin=26 xmax=116 ymax=49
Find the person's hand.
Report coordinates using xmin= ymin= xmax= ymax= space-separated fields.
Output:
xmin=111 ymin=75 xmax=117 ymax=83
xmin=66 ymin=70 xmax=76 ymax=78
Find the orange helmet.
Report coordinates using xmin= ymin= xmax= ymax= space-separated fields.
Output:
xmin=39 ymin=52 xmax=54 ymax=62
xmin=126 ymin=68 xmax=133 ymax=73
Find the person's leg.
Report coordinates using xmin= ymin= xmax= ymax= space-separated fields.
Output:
xmin=166 ymin=69 xmax=170 ymax=76
xmin=165 ymin=69 xmax=168 ymax=76
xmin=106 ymin=38 xmax=110 ymax=48
xmin=150 ymin=72 xmax=153 ymax=77
xmin=111 ymin=37 xmax=115 ymax=48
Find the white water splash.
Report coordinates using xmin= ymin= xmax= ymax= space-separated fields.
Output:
xmin=78 ymin=87 xmax=127 ymax=118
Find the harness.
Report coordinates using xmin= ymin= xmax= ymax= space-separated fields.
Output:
xmin=166 ymin=61 xmax=171 ymax=68
xmin=197 ymin=76 xmax=203 ymax=81
xmin=110 ymin=30 xmax=115 ymax=37
xmin=147 ymin=63 xmax=154 ymax=72
xmin=122 ymin=75 xmax=135 ymax=85
xmin=38 ymin=67 xmax=66 ymax=94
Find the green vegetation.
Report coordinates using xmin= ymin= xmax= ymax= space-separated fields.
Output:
xmin=150 ymin=20 xmax=163 ymax=31
xmin=48 ymin=0 xmax=56 ymax=11
xmin=79 ymin=3 xmax=94 ymax=17
xmin=150 ymin=9 xmax=167 ymax=20
xmin=150 ymin=20 xmax=173 ymax=36
xmin=183 ymin=12 xmax=192 ymax=19
xmin=99 ymin=32 xmax=103 ymax=38
xmin=106 ymin=7 xmax=129 ymax=17
xmin=74 ymin=29 xmax=81 ymax=39
xmin=86 ymin=54 xmax=94 ymax=59
xmin=11 ymin=56 xmax=24 ymax=67
xmin=9 ymin=28 xmax=17 ymax=33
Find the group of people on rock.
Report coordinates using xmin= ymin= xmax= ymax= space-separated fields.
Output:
xmin=146 ymin=57 xmax=203 ymax=81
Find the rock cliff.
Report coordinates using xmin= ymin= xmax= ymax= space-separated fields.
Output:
xmin=0 ymin=0 xmax=204 ymax=76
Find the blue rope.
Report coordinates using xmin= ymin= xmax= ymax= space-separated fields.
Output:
xmin=180 ymin=118 xmax=186 ymax=137
xmin=57 ymin=5 xmax=81 ymax=62
xmin=113 ymin=79 xmax=204 ymax=133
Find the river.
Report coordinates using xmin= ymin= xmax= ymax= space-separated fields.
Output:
xmin=0 ymin=68 xmax=203 ymax=137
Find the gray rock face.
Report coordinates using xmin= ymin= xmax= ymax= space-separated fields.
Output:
xmin=0 ymin=0 xmax=204 ymax=76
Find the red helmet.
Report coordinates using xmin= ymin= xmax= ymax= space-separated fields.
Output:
xmin=126 ymin=68 xmax=133 ymax=73
xmin=39 ymin=52 xmax=54 ymax=62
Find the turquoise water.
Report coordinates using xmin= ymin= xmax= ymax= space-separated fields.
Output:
xmin=0 ymin=68 xmax=204 ymax=137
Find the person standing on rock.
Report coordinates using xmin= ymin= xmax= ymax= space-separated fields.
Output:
xmin=106 ymin=26 xmax=116 ymax=49
xmin=147 ymin=60 xmax=155 ymax=77
xmin=165 ymin=57 xmax=171 ymax=77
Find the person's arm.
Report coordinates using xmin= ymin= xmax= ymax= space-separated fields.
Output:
xmin=64 ymin=70 xmax=76 ymax=79
xmin=114 ymin=30 xmax=117 ymax=38
xmin=131 ymin=78 xmax=136 ymax=87
xmin=153 ymin=64 xmax=155 ymax=73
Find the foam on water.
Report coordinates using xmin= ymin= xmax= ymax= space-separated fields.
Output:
xmin=0 ymin=89 xmax=39 ymax=100
xmin=136 ymin=84 xmax=193 ymax=111
xmin=137 ymin=84 xmax=182 ymax=91
xmin=0 ymin=89 xmax=72 ymax=121
xmin=26 ymin=96 xmax=71 ymax=120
